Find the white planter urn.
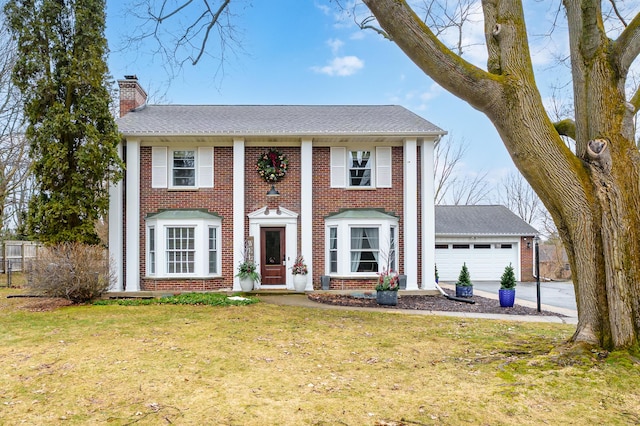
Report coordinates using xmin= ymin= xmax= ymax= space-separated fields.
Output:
xmin=239 ymin=277 xmax=254 ymax=292
xmin=292 ymin=274 xmax=308 ymax=292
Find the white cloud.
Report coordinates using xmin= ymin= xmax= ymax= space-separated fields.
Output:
xmin=327 ymin=38 xmax=344 ymax=55
xmin=312 ymin=56 xmax=364 ymax=76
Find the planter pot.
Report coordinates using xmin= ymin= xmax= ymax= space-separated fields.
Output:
xmin=239 ymin=277 xmax=254 ymax=292
xmin=376 ymin=290 xmax=398 ymax=306
xmin=293 ymin=274 xmax=308 ymax=292
xmin=456 ymin=285 xmax=473 ymax=298
xmin=499 ymin=289 xmax=516 ymax=307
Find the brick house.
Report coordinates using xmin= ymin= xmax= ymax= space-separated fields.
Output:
xmin=109 ymin=76 xmax=446 ymax=292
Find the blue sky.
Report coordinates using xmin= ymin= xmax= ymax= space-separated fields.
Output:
xmin=105 ymin=1 xmax=520 ymax=189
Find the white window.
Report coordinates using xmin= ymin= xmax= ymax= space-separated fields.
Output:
xmin=350 ymin=227 xmax=379 ymax=272
xmin=208 ymin=227 xmax=218 ymax=274
xmin=172 ymin=150 xmax=196 ymax=187
xmin=148 ymin=227 xmax=156 ymax=275
xmin=151 ymin=146 xmax=214 ymax=189
xmin=349 ymin=151 xmax=372 ymax=187
xmin=145 ymin=210 xmax=221 ymax=278
xmin=326 ymin=210 xmax=398 ymax=276
xmin=329 ymin=226 xmax=338 ymax=274
xmin=330 ymin=146 xmax=392 ymax=188
xmin=166 ymin=227 xmax=195 ymax=274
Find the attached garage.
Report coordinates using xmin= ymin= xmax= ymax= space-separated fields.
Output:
xmin=435 ymin=206 xmax=538 ymax=282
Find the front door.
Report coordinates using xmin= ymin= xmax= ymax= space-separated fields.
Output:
xmin=260 ymin=227 xmax=286 ymax=285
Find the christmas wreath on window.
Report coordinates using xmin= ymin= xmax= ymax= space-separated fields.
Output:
xmin=256 ymin=148 xmax=289 ymax=183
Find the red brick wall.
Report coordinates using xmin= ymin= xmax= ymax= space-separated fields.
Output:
xmin=311 ymin=146 xmax=406 ymax=290
xmin=138 ymin=146 xmax=234 ymax=290
xmin=520 ymin=236 xmax=535 ymax=281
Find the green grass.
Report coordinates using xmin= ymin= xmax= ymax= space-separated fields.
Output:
xmin=1 ymin=286 xmax=639 ymax=425
xmin=93 ymin=292 xmax=259 ymax=306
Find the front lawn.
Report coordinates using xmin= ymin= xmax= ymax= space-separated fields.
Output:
xmin=0 ymin=287 xmax=638 ymax=425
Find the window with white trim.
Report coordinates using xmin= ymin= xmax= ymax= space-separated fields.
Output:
xmin=330 ymin=147 xmax=392 ymax=188
xmin=145 ymin=211 xmax=221 ymax=278
xmin=349 ymin=151 xmax=372 ymax=187
xmin=208 ymin=227 xmax=218 ymax=274
xmin=329 ymin=226 xmax=338 ymax=274
xmin=172 ymin=150 xmax=196 ymax=187
xmin=148 ymin=227 xmax=156 ymax=274
xmin=350 ymin=227 xmax=379 ymax=272
xmin=166 ymin=227 xmax=195 ymax=274
xmin=151 ymin=146 xmax=214 ymax=189
xmin=326 ymin=210 xmax=398 ymax=276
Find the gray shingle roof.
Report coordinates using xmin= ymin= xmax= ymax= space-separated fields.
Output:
xmin=435 ymin=205 xmax=538 ymax=236
xmin=116 ymin=105 xmax=444 ymax=137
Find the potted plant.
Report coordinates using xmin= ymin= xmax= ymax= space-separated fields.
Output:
xmin=455 ymin=262 xmax=473 ymax=298
xmin=375 ymin=270 xmax=399 ymax=305
xmin=290 ymin=254 xmax=308 ymax=292
xmin=499 ymin=263 xmax=517 ymax=307
xmin=236 ymin=257 xmax=260 ymax=292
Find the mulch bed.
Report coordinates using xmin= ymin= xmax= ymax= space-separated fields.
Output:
xmin=308 ymin=288 xmax=566 ymax=317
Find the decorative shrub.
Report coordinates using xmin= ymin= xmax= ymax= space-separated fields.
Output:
xmin=26 ymin=242 xmax=114 ymax=303
xmin=456 ymin=262 xmax=473 ymax=287
xmin=500 ymin=263 xmax=517 ymax=289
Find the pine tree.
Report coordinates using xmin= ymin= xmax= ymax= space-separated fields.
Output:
xmin=500 ymin=263 xmax=517 ymax=290
xmin=5 ymin=0 xmax=123 ymax=244
xmin=456 ymin=262 xmax=472 ymax=287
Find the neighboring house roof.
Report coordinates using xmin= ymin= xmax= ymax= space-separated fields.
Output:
xmin=435 ymin=205 xmax=538 ymax=236
xmin=116 ymin=104 xmax=445 ymax=137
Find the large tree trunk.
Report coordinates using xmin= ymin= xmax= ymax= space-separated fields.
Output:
xmin=364 ymin=0 xmax=640 ymax=349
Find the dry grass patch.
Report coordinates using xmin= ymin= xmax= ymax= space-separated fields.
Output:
xmin=0 ymin=288 xmax=639 ymax=425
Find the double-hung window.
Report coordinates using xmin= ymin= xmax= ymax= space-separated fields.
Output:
xmin=350 ymin=227 xmax=379 ymax=272
xmin=151 ymin=146 xmax=214 ymax=189
xmin=172 ymin=150 xmax=196 ymax=187
xmin=349 ymin=151 xmax=372 ymax=187
xmin=326 ymin=210 xmax=398 ymax=276
xmin=166 ymin=227 xmax=195 ymax=274
xmin=146 ymin=210 xmax=221 ymax=278
xmin=330 ymin=147 xmax=393 ymax=188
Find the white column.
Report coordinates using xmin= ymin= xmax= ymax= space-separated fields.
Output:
xmin=233 ymin=138 xmax=246 ymax=291
xmin=125 ymin=140 xmax=140 ymax=291
xmin=403 ymin=138 xmax=419 ymax=290
xmin=300 ymin=138 xmax=313 ymax=290
xmin=421 ymin=139 xmax=437 ymax=290
xmin=108 ymin=143 xmax=124 ymax=291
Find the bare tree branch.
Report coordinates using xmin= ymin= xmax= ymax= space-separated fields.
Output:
xmin=433 ymin=136 xmax=490 ymax=205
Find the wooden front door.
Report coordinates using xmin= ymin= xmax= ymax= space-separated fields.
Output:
xmin=260 ymin=227 xmax=286 ymax=285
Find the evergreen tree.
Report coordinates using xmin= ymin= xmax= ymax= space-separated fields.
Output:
xmin=500 ymin=264 xmax=517 ymax=290
xmin=456 ymin=262 xmax=472 ymax=287
xmin=5 ymin=0 xmax=123 ymax=244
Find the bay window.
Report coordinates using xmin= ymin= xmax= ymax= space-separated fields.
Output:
xmin=146 ymin=210 xmax=221 ymax=278
xmin=326 ymin=210 xmax=398 ymax=276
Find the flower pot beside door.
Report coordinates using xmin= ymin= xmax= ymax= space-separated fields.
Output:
xmin=236 ymin=256 xmax=260 ymax=292
xmin=239 ymin=276 xmax=255 ymax=292
xmin=293 ymin=274 xmax=308 ymax=292
xmin=290 ymin=255 xmax=308 ymax=292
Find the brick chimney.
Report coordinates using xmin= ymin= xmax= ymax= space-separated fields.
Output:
xmin=117 ymin=75 xmax=147 ymax=117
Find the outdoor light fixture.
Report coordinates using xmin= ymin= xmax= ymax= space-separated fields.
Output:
xmin=266 ymin=184 xmax=280 ymax=197
xmin=527 ymin=241 xmax=531 ymax=249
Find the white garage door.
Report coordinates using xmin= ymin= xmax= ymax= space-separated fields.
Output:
xmin=435 ymin=242 xmax=520 ymax=282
